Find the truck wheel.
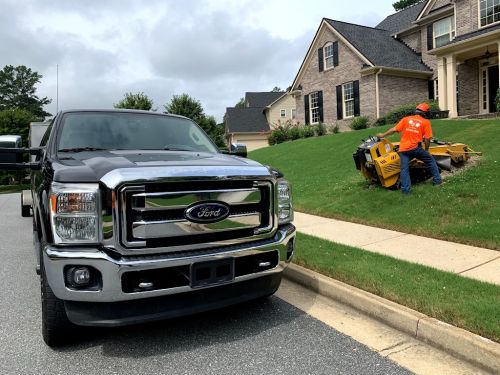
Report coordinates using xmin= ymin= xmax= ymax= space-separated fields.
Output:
xmin=21 ymin=193 xmax=31 ymax=217
xmin=40 ymin=253 xmax=74 ymax=347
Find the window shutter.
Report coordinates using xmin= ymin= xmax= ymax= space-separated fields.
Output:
xmin=333 ymin=42 xmax=339 ymax=67
xmin=336 ymin=85 xmax=343 ymax=120
xmin=427 ymin=24 xmax=434 ymax=51
xmin=318 ymin=48 xmax=324 ymax=72
xmin=353 ymin=80 xmax=360 ymax=117
xmin=304 ymin=94 xmax=310 ymax=125
xmin=428 ymin=80 xmax=435 ymax=100
xmin=318 ymin=91 xmax=324 ymax=122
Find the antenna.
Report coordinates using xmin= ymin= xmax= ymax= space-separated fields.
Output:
xmin=56 ymin=64 xmax=59 ymax=113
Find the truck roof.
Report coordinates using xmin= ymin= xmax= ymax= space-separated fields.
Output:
xmin=58 ymin=109 xmax=191 ymax=121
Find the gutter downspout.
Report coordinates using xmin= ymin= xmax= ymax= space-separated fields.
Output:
xmin=375 ymin=68 xmax=382 ymax=119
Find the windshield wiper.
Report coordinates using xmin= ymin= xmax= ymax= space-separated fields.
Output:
xmin=58 ymin=147 xmax=111 ymax=153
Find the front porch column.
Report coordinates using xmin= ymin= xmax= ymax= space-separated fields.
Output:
xmin=446 ymin=54 xmax=458 ymax=117
xmin=437 ymin=57 xmax=447 ymax=111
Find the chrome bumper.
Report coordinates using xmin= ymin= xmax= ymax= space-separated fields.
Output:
xmin=43 ymin=225 xmax=295 ymax=303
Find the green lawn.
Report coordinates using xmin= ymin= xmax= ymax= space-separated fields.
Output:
xmin=0 ymin=184 xmax=29 ymax=194
xmin=250 ymin=119 xmax=500 ymax=250
xmin=294 ymin=233 xmax=500 ymax=342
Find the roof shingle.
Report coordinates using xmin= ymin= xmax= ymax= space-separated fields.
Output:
xmin=225 ymin=107 xmax=270 ymax=134
xmin=326 ymin=19 xmax=431 ymax=72
xmin=376 ymin=0 xmax=427 ymax=34
xmin=245 ymin=92 xmax=285 ymax=108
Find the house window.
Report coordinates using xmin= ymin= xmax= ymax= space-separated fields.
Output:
xmin=280 ymin=109 xmax=286 ymax=118
xmin=324 ymin=43 xmax=334 ymax=69
xmin=310 ymin=92 xmax=320 ymax=124
xmin=480 ymin=0 xmax=500 ymax=27
xmin=434 ymin=16 xmax=455 ymax=48
xmin=342 ymin=82 xmax=355 ymax=118
xmin=291 ymin=108 xmax=297 ymax=119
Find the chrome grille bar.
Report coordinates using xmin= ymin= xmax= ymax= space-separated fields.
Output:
xmin=132 ymin=212 xmax=261 ymax=239
xmin=131 ymin=188 xmax=261 ymax=211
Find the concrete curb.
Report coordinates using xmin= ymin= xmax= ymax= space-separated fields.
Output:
xmin=283 ymin=263 xmax=500 ymax=374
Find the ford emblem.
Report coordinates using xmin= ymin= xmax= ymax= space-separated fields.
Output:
xmin=184 ymin=202 xmax=230 ymax=224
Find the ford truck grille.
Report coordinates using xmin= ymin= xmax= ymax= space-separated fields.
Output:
xmin=119 ymin=180 xmax=273 ymax=249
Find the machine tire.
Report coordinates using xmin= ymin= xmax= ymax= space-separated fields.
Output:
xmin=40 ymin=242 xmax=74 ymax=347
xmin=21 ymin=193 xmax=31 ymax=217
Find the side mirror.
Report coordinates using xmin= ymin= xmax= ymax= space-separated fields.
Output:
xmin=230 ymin=143 xmax=247 ymax=158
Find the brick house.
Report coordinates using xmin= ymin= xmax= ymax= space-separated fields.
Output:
xmin=290 ymin=0 xmax=500 ymax=128
xmin=224 ymin=91 xmax=297 ymax=151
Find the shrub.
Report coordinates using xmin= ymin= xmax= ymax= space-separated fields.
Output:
xmin=268 ymin=127 xmax=288 ymax=145
xmin=288 ymin=126 xmax=302 ymax=140
xmin=350 ymin=116 xmax=369 ymax=130
xmin=374 ymin=117 xmax=386 ymax=127
xmin=302 ymin=125 xmax=315 ymax=138
xmin=383 ymin=100 xmax=440 ymax=125
xmin=329 ymin=124 xmax=340 ymax=134
xmin=495 ymin=88 xmax=500 ymax=113
xmin=315 ymin=122 xmax=327 ymax=136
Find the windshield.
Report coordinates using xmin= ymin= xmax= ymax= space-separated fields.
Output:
xmin=57 ymin=112 xmax=218 ymax=153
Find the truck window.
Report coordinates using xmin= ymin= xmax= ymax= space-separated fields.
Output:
xmin=57 ymin=112 xmax=218 ymax=153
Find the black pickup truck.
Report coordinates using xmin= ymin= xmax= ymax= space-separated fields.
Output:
xmin=0 ymin=109 xmax=296 ymax=346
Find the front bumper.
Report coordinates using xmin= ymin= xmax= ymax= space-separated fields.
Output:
xmin=43 ymin=225 xmax=296 ymax=304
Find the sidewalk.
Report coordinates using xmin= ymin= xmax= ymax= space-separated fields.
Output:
xmin=294 ymin=212 xmax=500 ymax=285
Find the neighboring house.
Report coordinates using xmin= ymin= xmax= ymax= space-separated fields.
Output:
xmin=290 ymin=0 xmax=500 ymax=128
xmin=224 ymin=91 xmax=297 ymax=151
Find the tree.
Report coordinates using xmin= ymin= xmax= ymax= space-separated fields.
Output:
xmin=0 ymin=108 xmax=36 ymax=184
xmin=164 ymin=94 xmax=225 ymax=147
xmin=0 ymin=108 xmax=36 ymax=147
xmin=271 ymin=86 xmax=282 ymax=92
xmin=114 ymin=92 xmax=154 ymax=111
xmin=0 ymin=65 xmax=51 ymax=119
xmin=393 ymin=0 xmax=421 ymax=11
xmin=164 ymin=94 xmax=204 ymax=124
xmin=235 ymin=98 xmax=245 ymax=108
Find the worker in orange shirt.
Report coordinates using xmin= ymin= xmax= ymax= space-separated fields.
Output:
xmin=376 ymin=103 xmax=442 ymax=195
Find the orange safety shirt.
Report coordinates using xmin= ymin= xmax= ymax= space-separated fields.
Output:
xmin=394 ymin=115 xmax=432 ymax=152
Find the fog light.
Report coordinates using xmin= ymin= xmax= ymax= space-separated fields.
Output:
xmin=64 ymin=266 xmax=102 ymax=290
xmin=73 ymin=267 xmax=90 ymax=285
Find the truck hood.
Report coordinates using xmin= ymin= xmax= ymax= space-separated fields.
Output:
xmin=52 ymin=150 xmax=271 ymax=183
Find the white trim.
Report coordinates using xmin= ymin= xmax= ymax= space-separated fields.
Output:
xmin=417 ymin=0 xmax=438 ymax=21
xmin=433 ymin=15 xmax=456 ymax=48
xmin=479 ymin=65 xmax=490 ymax=114
xmin=291 ymin=20 xmax=373 ymax=90
xmin=309 ymin=91 xmax=320 ymax=124
xmin=342 ymin=82 xmax=355 ymax=119
xmin=323 ymin=41 xmax=335 ymax=70
xmin=478 ymin=0 xmax=500 ymax=29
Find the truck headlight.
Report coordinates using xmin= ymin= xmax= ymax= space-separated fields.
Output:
xmin=49 ymin=183 xmax=101 ymax=244
xmin=277 ymin=180 xmax=293 ymax=224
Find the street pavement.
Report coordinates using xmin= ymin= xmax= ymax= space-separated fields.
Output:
xmin=0 ymin=193 xmax=412 ymax=375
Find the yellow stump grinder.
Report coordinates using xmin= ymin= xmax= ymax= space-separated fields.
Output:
xmin=353 ymin=136 xmax=481 ymax=189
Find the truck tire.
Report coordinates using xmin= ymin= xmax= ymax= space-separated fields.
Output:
xmin=40 ymin=247 xmax=74 ymax=346
xmin=21 ymin=193 xmax=31 ymax=217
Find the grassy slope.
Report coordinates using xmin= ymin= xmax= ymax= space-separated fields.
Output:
xmin=294 ymin=233 xmax=500 ymax=342
xmin=250 ymin=119 xmax=500 ymax=249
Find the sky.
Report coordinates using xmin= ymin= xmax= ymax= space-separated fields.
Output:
xmin=0 ymin=0 xmax=395 ymax=122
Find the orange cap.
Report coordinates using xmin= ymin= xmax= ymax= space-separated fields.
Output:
xmin=416 ymin=103 xmax=430 ymax=112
